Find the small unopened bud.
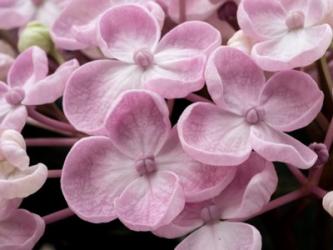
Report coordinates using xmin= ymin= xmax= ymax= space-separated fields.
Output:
xmin=309 ymin=142 xmax=329 ymax=166
xmin=18 ymin=21 xmax=54 ymax=53
xmin=323 ymin=191 xmax=333 ymax=217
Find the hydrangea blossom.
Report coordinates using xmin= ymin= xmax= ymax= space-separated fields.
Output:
xmin=0 ymin=199 xmax=45 ymax=250
xmin=61 ymin=90 xmax=236 ymax=231
xmin=154 ymin=153 xmax=278 ymax=250
xmin=51 ymin=0 xmax=165 ymax=50
xmin=0 ymin=46 xmax=78 ymax=131
xmin=178 ymin=47 xmax=324 ymax=168
xmin=63 ymin=4 xmax=220 ymax=135
xmin=237 ymin=0 xmax=333 ymax=71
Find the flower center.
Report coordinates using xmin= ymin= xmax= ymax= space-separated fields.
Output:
xmin=245 ymin=107 xmax=262 ymax=125
xmin=133 ymin=48 xmax=154 ymax=69
xmin=200 ymin=205 xmax=221 ymax=223
xmin=5 ymin=88 xmax=25 ymax=106
xmin=285 ymin=11 xmax=305 ymax=30
xmin=135 ymin=156 xmax=157 ymax=176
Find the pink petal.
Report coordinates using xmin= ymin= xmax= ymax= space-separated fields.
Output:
xmin=153 ymin=202 xmax=206 ymax=239
xmin=155 ymin=21 xmax=221 ymax=56
xmin=157 ymin=128 xmax=237 ymax=202
xmin=260 ymin=70 xmax=324 ymax=132
xmin=252 ymin=24 xmax=333 ymax=71
xmin=61 ymin=136 xmax=137 ymax=223
xmin=104 ymin=90 xmax=171 ymax=159
xmin=51 ymin=0 xmax=113 ymax=50
xmin=0 ymin=0 xmax=35 ymax=29
xmin=0 ymin=163 xmax=47 ymax=199
xmin=143 ymin=55 xmax=206 ymax=98
xmin=178 ymin=102 xmax=252 ymax=166
xmin=323 ymin=191 xmax=333 ymax=217
xmin=250 ymin=124 xmax=317 ymax=169
xmin=22 ymin=59 xmax=80 ymax=105
xmin=0 ymin=198 xmax=21 ymax=221
xmin=8 ymin=46 xmax=48 ymax=88
xmin=217 ymin=153 xmax=278 ymax=219
xmin=35 ymin=0 xmax=69 ymax=27
xmin=115 ymin=170 xmax=185 ymax=231
xmin=0 ymin=40 xmax=15 ymax=81
xmin=0 ymin=209 xmax=45 ymax=250
xmin=1 ymin=105 xmax=27 ymax=132
xmin=240 ymin=0 xmax=287 ymax=39
xmin=205 ymin=47 xmax=265 ymax=113
xmin=63 ymin=60 xmax=142 ymax=135
xmin=175 ymin=222 xmax=262 ymax=250
xmin=98 ymin=4 xmax=160 ymax=62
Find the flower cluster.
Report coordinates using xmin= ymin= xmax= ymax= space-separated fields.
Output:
xmin=0 ymin=0 xmax=332 ymax=249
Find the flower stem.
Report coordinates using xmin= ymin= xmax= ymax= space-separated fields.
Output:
xmin=185 ymin=93 xmax=211 ymax=103
xmin=26 ymin=138 xmax=79 ymax=147
xmin=43 ymin=208 xmax=74 ymax=224
xmin=48 ymin=169 xmax=62 ymax=178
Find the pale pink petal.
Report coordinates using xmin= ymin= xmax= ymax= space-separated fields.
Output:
xmin=250 ymin=124 xmax=317 ymax=169
xmin=205 ymin=47 xmax=265 ymax=113
xmin=0 ymin=209 xmax=45 ymax=250
xmin=61 ymin=136 xmax=137 ymax=223
xmin=175 ymin=222 xmax=262 ymax=250
xmin=153 ymin=202 xmax=206 ymax=239
xmin=8 ymin=46 xmax=48 ymax=88
xmin=1 ymin=105 xmax=27 ymax=132
xmin=63 ymin=60 xmax=142 ymax=135
xmin=0 ymin=40 xmax=15 ymax=81
xmin=178 ymin=102 xmax=252 ymax=166
xmin=259 ymin=70 xmax=324 ymax=132
xmin=143 ymin=55 xmax=206 ymax=98
xmin=252 ymin=24 xmax=333 ymax=71
xmin=22 ymin=59 xmax=80 ymax=105
xmin=35 ymin=0 xmax=69 ymax=27
xmin=240 ymin=0 xmax=287 ymax=39
xmin=143 ymin=1 xmax=166 ymax=29
xmin=0 ymin=198 xmax=21 ymax=221
xmin=0 ymin=162 xmax=47 ymax=199
xmin=155 ymin=21 xmax=221 ymax=56
xmin=51 ymin=0 xmax=113 ymax=50
xmin=104 ymin=90 xmax=170 ymax=159
xmin=227 ymin=30 xmax=254 ymax=55
xmin=115 ymin=171 xmax=185 ymax=231
xmin=323 ymin=191 xmax=333 ymax=217
xmin=157 ymin=128 xmax=237 ymax=202
xmin=217 ymin=153 xmax=278 ymax=219
xmin=98 ymin=4 xmax=160 ymax=62
xmin=0 ymin=0 xmax=35 ymax=29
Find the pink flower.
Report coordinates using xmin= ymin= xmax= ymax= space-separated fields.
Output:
xmin=0 ymin=199 xmax=45 ymax=249
xmin=0 ymin=40 xmax=16 ymax=81
xmin=154 ymin=153 xmax=278 ymax=250
xmin=61 ymin=90 xmax=236 ymax=231
xmin=178 ymin=47 xmax=323 ymax=168
xmin=237 ymin=0 xmax=333 ymax=71
xmin=0 ymin=129 xmax=47 ymax=199
xmin=0 ymin=46 xmax=78 ymax=131
xmin=323 ymin=191 xmax=333 ymax=217
xmin=51 ymin=0 xmax=165 ymax=50
xmin=63 ymin=4 xmax=220 ymax=135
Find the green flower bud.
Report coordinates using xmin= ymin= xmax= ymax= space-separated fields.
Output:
xmin=18 ymin=21 xmax=54 ymax=53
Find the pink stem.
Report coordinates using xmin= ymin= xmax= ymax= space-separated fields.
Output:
xmin=287 ymin=165 xmax=308 ymax=185
xmin=43 ymin=208 xmax=75 ymax=224
xmin=48 ymin=170 xmax=62 ymax=178
xmin=179 ymin=0 xmax=186 ymax=22
xmin=185 ymin=93 xmax=211 ymax=103
xmin=167 ymin=99 xmax=175 ymax=116
xmin=27 ymin=107 xmax=78 ymax=135
xmin=26 ymin=138 xmax=79 ymax=147
xmin=310 ymin=186 xmax=328 ymax=199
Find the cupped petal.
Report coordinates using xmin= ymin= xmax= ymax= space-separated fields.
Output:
xmin=250 ymin=124 xmax=317 ymax=169
xmin=63 ymin=60 xmax=142 ymax=135
xmin=104 ymin=90 xmax=171 ymax=159
xmin=1 ymin=105 xmax=27 ymax=132
xmin=0 ymin=0 xmax=35 ymax=30
xmin=227 ymin=30 xmax=254 ymax=55
xmin=157 ymin=128 xmax=237 ymax=202
xmin=51 ymin=0 xmax=113 ymax=50
xmin=217 ymin=153 xmax=278 ymax=219
xmin=156 ymin=21 xmax=221 ymax=56
xmin=143 ymin=55 xmax=206 ymax=98
xmin=0 ymin=162 xmax=47 ymax=199
xmin=252 ymin=24 xmax=333 ymax=71
xmin=240 ymin=0 xmax=287 ymax=39
xmin=178 ymin=102 xmax=252 ymax=166
xmin=323 ymin=191 xmax=333 ymax=217
xmin=175 ymin=222 xmax=262 ymax=250
xmin=115 ymin=170 xmax=185 ymax=231
xmin=98 ymin=4 xmax=160 ymax=62
xmin=205 ymin=47 xmax=265 ymax=113
xmin=0 ymin=198 xmax=21 ymax=221
xmin=22 ymin=59 xmax=80 ymax=105
xmin=143 ymin=1 xmax=166 ymax=29
xmin=35 ymin=0 xmax=69 ymax=27
xmin=8 ymin=46 xmax=48 ymax=88
xmin=0 ymin=209 xmax=45 ymax=250
xmin=61 ymin=136 xmax=137 ymax=223
xmin=260 ymin=70 xmax=324 ymax=132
